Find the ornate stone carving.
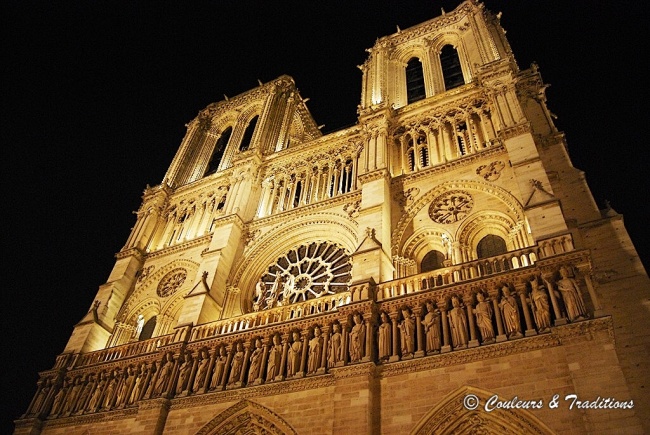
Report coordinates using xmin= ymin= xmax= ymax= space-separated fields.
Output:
xmin=343 ymin=200 xmax=361 ymax=218
xmin=476 ymin=160 xmax=505 ymax=181
xmin=257 ymin=241 xmax=351 ymax=307
xmin=429 ymin=190 xmax=474 ymax=224
xmin=156 ymin=268 xmax=187 ymax=298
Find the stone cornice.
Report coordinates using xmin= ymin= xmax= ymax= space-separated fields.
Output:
xmin=37 ymin=406 xmax=138 ymax=430
xmin=115 ymin=247 xmax=145 ymax=261
xmin=394 ymin=145 xmax=506 ymax=185
xmin=374 ymin=1 xmax=475 ymax=48
xmin=147 ymin=234 xmax=212 ymax=260
xmin=170 ymin=373 xmax=336 ymax=409
xmin=248 ymin=191 xmax=361 ymax=231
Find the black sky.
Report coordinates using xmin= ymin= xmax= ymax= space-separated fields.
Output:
xmin=2 ymin=1 xmax=647 ymax=432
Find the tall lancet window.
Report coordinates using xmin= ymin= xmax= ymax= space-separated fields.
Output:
xmin=440 ymin=45 xmax=464 ymax=90
xmin=239 ymin=115 xmax=259 ymax=151
xmin=406 ymin=58 xmax=426 ymax=104
xmin=205 ymin=126 xmax=232 ymax=176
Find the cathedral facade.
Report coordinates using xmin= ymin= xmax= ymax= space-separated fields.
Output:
xmin=15 ymin=1 xmax=649 ymax=434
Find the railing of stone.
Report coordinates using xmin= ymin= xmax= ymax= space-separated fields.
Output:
xmin=73 ymin=334 xmax=176 ymax=368
xmin=377 ymin=234 xmax=574 ymax=301
xmin=189 ymin=291 xmax=352 ymax=342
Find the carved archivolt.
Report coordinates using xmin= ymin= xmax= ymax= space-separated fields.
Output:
xmin=410 ymin=386 xmax=555 ymax=435
xmin=119 ymin=259 xmax=200 ymax=323
xmin=195 ymin=399 xmax=298 ymax=435
xmin=228 ymin=214 xmax=357 ymax=314
xmin=392 ymin=180 xmax=526 ymax=256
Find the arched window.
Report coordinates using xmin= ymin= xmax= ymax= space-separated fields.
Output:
xmin=239 ymin=115 xmax=259 ymax=151
xmin=440 ymin=45 xmax=464 ymax=91
xmin=477 ymin=235 xmax=507 ymax=259
xmin=205 ymin=126 xmax=232 ymax=175
xmin=139 ymin=316 xmax=156 ymax=341
xmin=406 ymin=58 xmax=426 ymax=104
xmin=422 ymin=250 xmax=445 ymax=272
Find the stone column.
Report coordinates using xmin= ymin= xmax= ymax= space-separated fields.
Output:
xmin=276 ymin=333 xmax=290 ymax=382
xmin=413 ymin=306 xmax=425 ymax=358
xmin=340 ymin=319 xmax=349 ymax=365
xmin=542 ymin=273 xmax=567 ymax=326
xmin=389 ymin=311 xmax=400 ymax=362
xmin=437 ymin=298 xmax=452 ymax=353
xmin=488 ymin=288 xmax=507 ymax=342
xmin=363 ymin=315 xmax=374 ymax=362
xmin=515 ymin=281 xmax=537 ymax=336
xmin=319 ymin=325 xmax=330 ymax=375
xmin=297 ymin=329 xmax=309 ymax=378
xmin=463 ymin=293 xmax=480 ymax=348
xmin=577 ymin=264 xmax=604 ymax=317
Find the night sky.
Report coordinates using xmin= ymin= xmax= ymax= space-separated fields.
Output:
xmin=2 ymin=1 xmax=647 ymax=431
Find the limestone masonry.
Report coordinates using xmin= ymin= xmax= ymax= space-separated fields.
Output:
xmin=15 ymin=1 xmax=650 ymax=434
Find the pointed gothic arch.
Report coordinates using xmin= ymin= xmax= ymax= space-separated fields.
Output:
xmin=410 ymin=386 xmax=555 ymax=435
xmin=195 ymin=399 xmax=297 ymax=435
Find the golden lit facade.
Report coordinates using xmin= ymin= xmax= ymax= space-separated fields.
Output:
xmin=16 ymin=1 xmax=649 ymax=434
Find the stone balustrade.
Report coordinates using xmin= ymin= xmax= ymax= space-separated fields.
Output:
xmin=26 ymin=240 xmax=600 ymax=421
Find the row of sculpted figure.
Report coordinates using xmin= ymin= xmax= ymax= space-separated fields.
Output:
xmin=377 ymin=271 xmax=589 ymax=360
xmin=26 ymin=269 xmax=588 ymax=419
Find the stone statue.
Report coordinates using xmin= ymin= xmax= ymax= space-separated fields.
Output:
xmin=193 ymin=349 xmax=210 ymax=391
xmin=61 ymin=376 xmax=82 ymax=415
xmin=328 ymin=323 xmax=343 ymax=366
xmin=129 ymin=363 xmax=148 ymax=404
xmin=422 ymin=302 xmax=441 ymax=354
xmin=73 ymin=375 xmax=94 ymax=414
xmin=474 ymin=292 xmax=495 ymax=344
xmin=266 ymin=334 xmax=282 ymax=381
xmin=307 ymin=326 xmax=323 ymax=374
xmin=499 ymin=286 xmax=523 ymax=338
xmin=287 ymin=331 xmax=302 ymax=377
xmin=349 ymin=313 xmax=365 ymax=362
xmin=210 ymin=347 xmax=228 ymax=390
xmin=176 ymin=351 xmax=192 ymax=394
xmin=87 ymin=372 xmax=106 ymax=411
xmin=153 ymin=352 xmax=174 ymax=397
xmin=50 ymin=379 xmax=69 ymax=416
xmin=248 ymin=339 xmax=264 ymax=383
xmin=115 ymin=366 xmax=133 ymax=407
xmin=253 ymin=278 xmax=266 ymax=311
xmin=135 ymin=314 xmax=145 ymax=339
xmin=530 ymin=277 xmax=551 ymax=332
xmin=30 ymin=377 xmax=53 ymax=416
xmin=378 ymin=312 xmax=392 ymax=362
xmin=266 ymin=272 xmax=282 ymax=309
xmin=282 ymin=273 xmax=295 ymax=304
xmin=449 ymin=296 xmax=469 ymax=349
xmin=398 ymin=308 xmax=415 ymax=358
xmin=556 ymin=266 xmax=588 ymax=322
xmin=101 ymin=370 xmax=119 ymax=410
xmin=228 ymin=342 xmax=245 ymax=385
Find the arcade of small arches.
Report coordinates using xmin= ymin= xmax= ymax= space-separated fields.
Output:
xmin=391 ymin=99 xmax=499 ymax=176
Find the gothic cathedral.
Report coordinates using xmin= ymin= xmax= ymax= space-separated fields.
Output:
xmin=15 ymin=1 xmax=649 ymax=434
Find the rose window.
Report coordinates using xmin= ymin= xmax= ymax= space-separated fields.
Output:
xmin=256 ymin=241 xmax=351 ymax=308
xmin=157 ymin=268 xmax=187 ymax=298
xmin=429 ymin=191 xmax=474 ymax=224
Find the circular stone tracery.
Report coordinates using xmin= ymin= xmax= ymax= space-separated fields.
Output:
xmin=428 ymin=190 xmax=474 ymax=224
xmin=256 ymin=241 xmax=352 ymax=307
xmin=157 ymin=268 xmax=187 ymax=298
